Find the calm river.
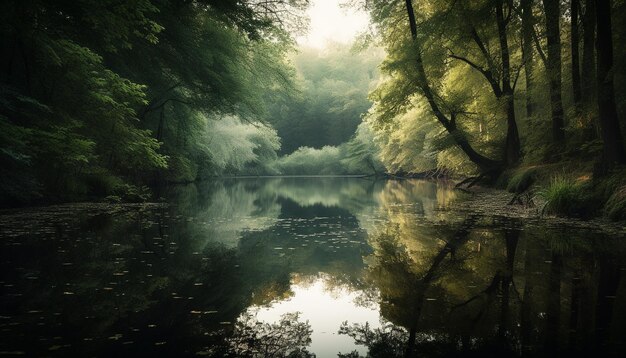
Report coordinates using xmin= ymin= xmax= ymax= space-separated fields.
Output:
xmin=1 ymin=178 xmax=625 ymax=357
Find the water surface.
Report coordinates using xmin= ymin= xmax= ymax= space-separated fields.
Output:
xmin=1 ymin=178 xmax=625 ymax=357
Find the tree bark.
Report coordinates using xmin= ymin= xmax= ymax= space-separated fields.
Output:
xmin=404 ymin=0 xmax=503 ymax=173
xmin=496 ymin=0 xmax=521 ymax=165
xmin=595 ymin=0 xmax=626 ymax=165
xmin=543 ymin=0 xmax=566 ymax=142
xmin=521 ymin=0 xmax=535 ymax=118
xmin=581 ymin=0 xmax=596 ymax=105
xmin=582 ymin=0 xmax=597 ymax=138
xmin=571 ymin=0 xmax=582 ymax=108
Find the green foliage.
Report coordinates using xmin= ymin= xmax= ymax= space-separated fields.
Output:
xmin=506 ymin=168 xmax=537 ymax=193
xmin=266 ymin=44 xmax=383 ymax=154
xmin=202 ymin=115 xmax=281 ymax=176
xmin=539 ymin=177 xmax=587 ymax=217
xmin=275 ymin=146 xmax=345 ymax=175
xmin=342 ymin=123 xmax=386 ymax=174
xmin=83 ymin=168 xmax=124 ymax=196
xmin=593 ymin=171 xmax=626 ymax=221
xmin=0 ymin=0 xmax=306 ymax=205
xmin=227 ymin=312 xmax=314 ymax=357
xmin=605 ymin=185 xmax=626 ymax=221
xmin=112 ymin=184 xmax=152 ymax=203
xmin=356 ymin=0 xmax=626 ymax=183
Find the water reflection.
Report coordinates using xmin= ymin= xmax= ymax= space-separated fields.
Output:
xmin=0 ymin=178 xmax=624 ymax=357
xmin=246 ymin=274 xmax=380 ymax=357
xmin=341 ymin=217 xmax=626 ymax=357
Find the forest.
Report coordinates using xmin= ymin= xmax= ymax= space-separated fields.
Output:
xmin=2 ymin=1 xmax=626 ymax=357
xmin=1 ymin=0 xmax=625 ymax=216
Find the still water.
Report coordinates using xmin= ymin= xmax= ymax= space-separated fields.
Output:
xmin=1 ymin=178 xmax=625 ymax=357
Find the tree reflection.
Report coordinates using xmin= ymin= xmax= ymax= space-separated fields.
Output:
xmin=2 ymin=179 xmax=625 ymax=356
xmin=338 ymin=216 xmax=478 ymax=357
xmin=340 ymin=216 xmax=626 ymax=357
xmin=226 ymin=312 xmax=314 ymax=357
xmin=338 ymin=321 xmax=406 ymax=358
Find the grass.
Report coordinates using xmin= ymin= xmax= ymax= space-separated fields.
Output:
xmin=498 ymin=161 xmax=626 ymax=222
xmin=538 ymin=176 xmax=589 ymax=217
xmin=596 ymin=171 xmax=626 ymax=221
xmin=605 ymin=185 xmax=626 ymax=221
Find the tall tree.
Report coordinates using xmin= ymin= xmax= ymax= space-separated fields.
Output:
xmin=402 ymin=0 xmax=502 ymax=173
xmin=571 ymin=0 xmax=582 ymax=108
xmin=595 ymin=0 xmax=626 ymax=165
xmin=521 ymin=0 xmax=535 ymax=118
xmin=543 ymin=0 xmax=566 ymax=142
xmin=496 ymin=0 xmax=521 ymax=165
xmin=448 ymin=0 xmax=521 ymax=165
xmin=581 ymin=0 xmax=596 ymax=104
xmin=581 ymin=0 xmax=597 ymax=138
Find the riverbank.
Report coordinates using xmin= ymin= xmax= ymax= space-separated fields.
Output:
xmin=489 ymin=161 xmax=626 ymax=222
xmin=450 ymin=184 xmax=625 ymax=237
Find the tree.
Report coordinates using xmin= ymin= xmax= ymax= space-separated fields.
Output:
xmin=581 ymin=0 xmax=597 ymax=138
xmin=0 ymin=0 xmax=167 ymax=203
xmin=542 ymin=0 xmax=566 ymax=142
xmin=521 ymin=0 xmax=536 ymax=118
xmin=571 ymin=0 xmax=582 ymax=109
xmin=0 ymin=0 xmax=308 ymax=203
xmin=595 ymin=0 xmax=626 ymax=166
xmin=399 ymin=0 xmax=503 ymax=173
xmin=448 ymin=0 xmax=522 ymax=165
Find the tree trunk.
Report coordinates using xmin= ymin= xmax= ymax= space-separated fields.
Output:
xmin=595 ymin=0 xmax=626 ymax=165
xmin=581 ymin=0 xmax=596 ymax=102
xmin=496 ymin=0 xmax=521 ymax=165
xmin=521 ymin=0 xmax=535 ymax=119
xmin=582 ymin=0 xmax=597 ymax=138
xmin=543 ymin=0 xmax=566 ymax=142
xmin=571 ymin=0 xmax=582 ymax=108
xmin=404 ymin=0 xmax=503 ymax=173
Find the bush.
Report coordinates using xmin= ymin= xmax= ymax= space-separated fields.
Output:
xmin=604 ymin=185 xmax=626 ymax=221
xmin=83 ymin=167 xmax=124 ymax=196
xmin=539 ymin=177 xmax=588 ymax=217
xmin=506 ymin=168 xmax=537 ymax=193
xmin=274 ymin=146 xmax=346 ymax=175
xmin=112 ymin=183 xmax=152 ymax=203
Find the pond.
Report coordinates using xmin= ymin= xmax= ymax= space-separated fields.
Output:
xmin=1 ymin=178 xmax=625 ymax=357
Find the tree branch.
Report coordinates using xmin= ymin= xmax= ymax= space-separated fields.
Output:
xmin=448 ymin=52 xmax=503 ymax=97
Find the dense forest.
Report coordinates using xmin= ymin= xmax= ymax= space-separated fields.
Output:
xmin=1 ymin=0 xmax=626 ymax=220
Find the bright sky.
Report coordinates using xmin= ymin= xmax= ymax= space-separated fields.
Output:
xmin=297 ymin=0 xmax=370 ymax=49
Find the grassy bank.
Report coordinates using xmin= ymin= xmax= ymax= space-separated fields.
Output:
xmin=496 ymin=162 xmax=626 ymax=221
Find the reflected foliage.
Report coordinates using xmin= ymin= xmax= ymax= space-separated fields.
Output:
xmin=1 ymin=178 xmax=624 ymax=356
xmin=227 ymin=312 xmax=314 ymax=357
xmin=341 ymin=213 xmax=626 ymax=357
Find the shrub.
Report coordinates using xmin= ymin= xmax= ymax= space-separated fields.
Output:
xmin=83 ymin=167 xmax=124 ymax=196
xmin=605 ymin=185 xmax=626 ymax=221
xmin=506 ymin=168 xmax=537 ymax=193
xmin=274 ymin=146 xmax=345 ymax=175
xmin=113 ymin=183 xmax=152 ymax=203
xmin=539 ymin=177 xmax=587 ymax=217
